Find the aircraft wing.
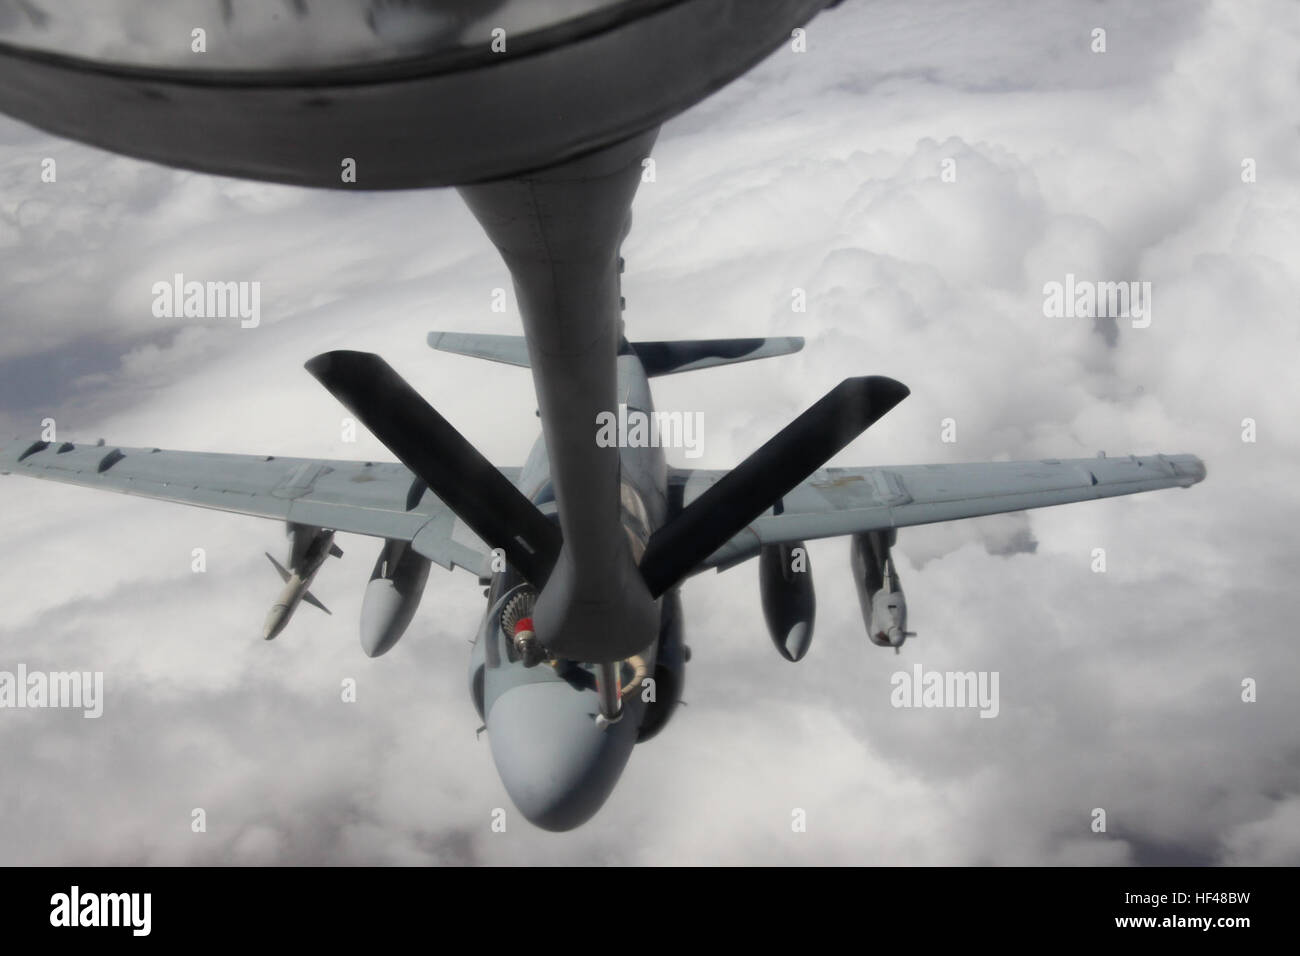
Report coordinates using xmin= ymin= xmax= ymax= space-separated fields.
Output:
xmin=0 ymin=438 xmax=517 ymax=575
xmin=673 ymin=453 xmax=1207 ymax=571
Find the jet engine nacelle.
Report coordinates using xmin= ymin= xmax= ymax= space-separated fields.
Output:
xmin=850 ymin=530 xmax=915 ymax=652
xmin=759 ymin=541 xmax=816 ymax=661
xmin=360 ymin=539 xmax=431 ymax=658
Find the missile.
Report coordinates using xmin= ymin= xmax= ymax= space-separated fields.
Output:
xmin=851 ymin=531 xmax=917 ymax=653
xmin=263 ymin=565 xmax=332 ymax=640
xmin=262 ymin=527 xmax=340 ymax=640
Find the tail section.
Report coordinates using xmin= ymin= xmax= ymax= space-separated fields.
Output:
xmin=428 ymin=331 xmax=803 ymax=376
xmin=630 ymin=337 xmax=803 ymax=376
xmin=427 ymin=332 xmax=531 ymax=369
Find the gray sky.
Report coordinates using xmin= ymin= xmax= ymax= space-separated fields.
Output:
xmin=0 ymin=0 xmax=1297 ymax=864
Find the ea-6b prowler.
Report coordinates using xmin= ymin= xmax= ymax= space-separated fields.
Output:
xmin=0 ymin=325 xmax=1205 ymax=828
xmin=0 ymin=0 xmax=1205 ymax=829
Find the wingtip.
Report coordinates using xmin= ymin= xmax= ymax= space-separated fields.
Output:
xmin=303 ymin=351 xmax=334 ymax=378
xmin=823 ymin=376 xmax=910 ymax=427
xmin=1178 ymin=455 xmax=1207 ymax=485
xmin=305 ymin=349 xmax=384 ymax=380
xmin=865 ymin=375 xmax=910 ymax=406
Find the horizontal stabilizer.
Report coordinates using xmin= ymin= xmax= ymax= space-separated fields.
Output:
xmin=427 ymin=332 xmax=531 ymax=368
xmin=632 ymin=337 xmax=804 ymax=377
xmin=428 ymin=331 xmax=804 ymax=377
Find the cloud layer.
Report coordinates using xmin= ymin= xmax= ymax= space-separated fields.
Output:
xmin=0 ymin=0 xmax=1297 ymax=864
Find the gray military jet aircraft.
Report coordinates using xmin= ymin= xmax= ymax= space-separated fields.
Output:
xmin=1 ymin=328 xmax=1204 ymax=829
xmin=0 ymin=1 xmax=1205 ymax=829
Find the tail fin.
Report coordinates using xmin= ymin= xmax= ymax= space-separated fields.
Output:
xmin=265 ymin=552 xmax=291 ymax=583
xmin=428 ymin=331 xmax=803 ymax=376
xmin=302 ymin=590 xmax=332 ymax=615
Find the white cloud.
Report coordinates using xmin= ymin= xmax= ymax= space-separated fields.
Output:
xmin=0 ymin=0 xmax=1297 ymax=864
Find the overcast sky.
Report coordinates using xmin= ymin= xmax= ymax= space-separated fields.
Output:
xmin=1 ymin=0 xmax=1297 ymax=864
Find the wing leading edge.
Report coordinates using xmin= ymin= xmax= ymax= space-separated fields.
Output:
xmin=674 ymin=453 xmax=1207 ymax=571
xmin=2 ymin=440 xmax=1206 ymax=580
xmin=0 ymin=438 xmax=513 ymax=574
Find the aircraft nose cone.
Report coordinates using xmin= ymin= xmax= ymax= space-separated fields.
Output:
xmin=486 ymin=681 xmax=639 ymax=831
xmin=263 ymin=605 xmax=290 ymax=641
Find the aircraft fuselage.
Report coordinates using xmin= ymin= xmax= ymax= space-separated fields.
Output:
xmin=468 ymin=346 xmax=678 ymax=831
